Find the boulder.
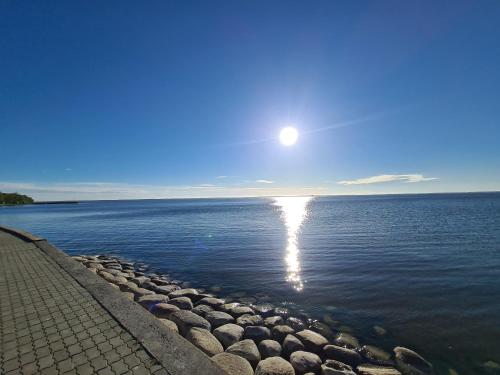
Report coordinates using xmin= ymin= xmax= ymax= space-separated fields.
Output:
xmin=310 ymin=321 xmax=334 ymax=339
xmin=205 ymin=311 xmax=235 ymax=328
xmin=244 ymin=326 xmax=271 ymax=343
xmin=118 ymin=281 xmax=139 ymax=293
xmin=393 ymin=347 xmax=433 ymax=375
xmin=273 ymin=307 xmax=290 ymax=318
xmin=323 ymin=345 xmax=362 ymax=367
xmin=221 ymin=303 xmax=241 ymax=313
xmin=286 ymin=317 xmax=306 ymax=331
xmin=109 ymin=283 xmax=120 ymax=290
xmin=151 ymin=303 xmax=180 ymax=319
xmin=213 ymin=323 xmax=245 ymax=348
xmin=255 ymin=357 xmax=295 ymax=375
xmin=334 ymin=333 xmax=360 ymax=349
xmin=321 ymin=359 xmax=356 ymax=375
xmin=289 ymin=351 xmax=322 ymax=374
xmin=153 ymin=284 xmax=179 ymax=295
xmin=169 ymin=297 xmax=194 ymax=310
xmin=226 ymin=339 xmax=261 ymax=368
xmin=169 ymin=288 xmax=199 ymax=299
xmin=197 ymin=297 xmax=225 ymax=308
xmin=357 ymin=364 xmax=402 ymax=375
xmin=359 ymin=345 xmax=393 ymax=366
xmin=99 ymin=271 xmax=117 ymax=283
xmin=237 ymin=314 xmax=264 ymax=327
xmin=258 ymin=340 xmax=282 ymax=358
xmin=230 ymin=306 xmax=255 ymax=318
xmin=158 ymin=318 xmax=178 ymax=333
xmin=282 ymin=334 xmax=305 ymax=358
xmin=137 ymin=294 xmax=169 ymax=310
xmin=168 ymin=310 xmax=211 ymax=336
xmin=131 ymin=276 xmax=151 ymax=286
xmin=272 ymin=325 xmax=295 ymax=343
xmin=132 ymin=287 xmax=155 ymax=300
xmin=296 ymin=330 xmax=329 ymax=353
xmin=122 ymin=292 xmax=135 ymax=301
xmin=186 ymin=327 xmax=224 ymax=357
xmin=264 ymin=316 xmax=284 ymax=328
xmin=253 ymin=304 xmax=275 ymax=318
xmin=212 ymin=353 xmax=254 ymax=375
xmin=192 ymin=304 xmax=214 ymax=317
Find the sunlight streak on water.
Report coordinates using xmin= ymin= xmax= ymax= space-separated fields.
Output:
xmin=273 ymin=196 xmax=313 ymax=291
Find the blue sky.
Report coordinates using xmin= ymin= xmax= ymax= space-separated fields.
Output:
xmin=1 ymin=1 xmax=499 ymax=200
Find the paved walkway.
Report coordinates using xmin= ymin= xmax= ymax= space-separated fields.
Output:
xmin=0 ymin=230 xmax=169 ymax=375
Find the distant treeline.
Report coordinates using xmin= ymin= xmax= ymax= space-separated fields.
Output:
xmin=0 ymin=192 xmax=34 ymax=205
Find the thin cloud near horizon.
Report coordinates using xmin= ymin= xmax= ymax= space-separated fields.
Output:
xmin=338 ymin=174 xmax=438 ymax=185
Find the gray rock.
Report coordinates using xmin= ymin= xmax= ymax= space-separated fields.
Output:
xmin=264 ymin=316 xmax=284 ymax=328
xmin=168 ymin=310 xmax=211 ymax=336
xmin=226 ymin=339 xmax=261 ymax=368
xmin=296 ymin=330 xmax=329 ymax=353
xmin=323 ymin=345 xmax=363 ymax=367
xmin=158 ymin=318 xmax=179 ymax=333
xmin=253 ymin=304 xmax=275 ymax=318
xmin=221 ymin=302 xmax=241 ymax=313
xmin=197 ymin=297 xmax=225 ymax=308
xmin=273 ymin=307 xmax=290 ymax=318
xmin=394 ymin=347 xmax=433 ymax=375
xmin=239 ymin=296 xmax=257 ymax=304
xmin=286 ymin=317 xmax=306 ymax=331
xmin=211 ymin=353 xmax=254 ymax=375
xmin=153 ymin=284 xmax=179 ymax=295
xmin=357 ymin=364 xmax=402 ymax=375
xmin=255 ymin=357 xmax=295 ymax=375
xmin=99 ymin=271 xmax=117 ymax=283
xmin=290 ymin=351 xmax=322 ymax=374
xmin=118 ymin=281 xmax=140 ymax=293
xmin=310 ymin=321 xmax=334 ymax=339
xmin=131 ymin=276 xmax=151 ymax=286
xmin=359 ymin=345 xmax=393 ymax=366
xmin=213 ymin=323 xmax=245 ymax=348
xmin=151 ymin=278 xmax=170 ymax=286
xmin=109 ymin=282 xmax=120 ymax=290
xmin=132 ymin=287 xmax=155 ymax=300
xmin=282 ymin=334 xmax=305 ymax=358
xmin=237 ymin=314 xmax=264 ymax=327
xmin=321 ymin=359 xmax=356 ymax=375
xmin=151 ymin=303 xmax=180 ymax=319
xmin=192 ymin=304 xmax=214 ymax=317
xmin=169 ymin=288 xmax=199 ymax=299
xmin=258 ymin=339 xmax=282 ymax=358
xmin=137 ymin=294 xmax=169 ymax=310
xmin=185 ymin=327 xmax=224 ymax=357
xmin=334 ymin=333 xmax=360 ymax=349
xmin=230 ymin=306 xmax=255 ymax=318
xmin=122 ymin=292 xmax=135 ymax=301
xmin=272 ymin=325 xmax=295 ymax=343
xmin=169 ymin=296 xmax=194 ymax=310
xmin=205 ymin=311 xmax=235 ymax=328
xmin=244 ymin=326 xmax=271 ymax=343
xmin=373 ymin=326 xmax=387 ymax=336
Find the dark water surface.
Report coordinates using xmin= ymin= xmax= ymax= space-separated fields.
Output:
xmin=1 ymin=193 xmax=499 ymax=374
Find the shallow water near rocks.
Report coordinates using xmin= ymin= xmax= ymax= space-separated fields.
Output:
xmin=1 ymin=193 xmax=500 ymax=374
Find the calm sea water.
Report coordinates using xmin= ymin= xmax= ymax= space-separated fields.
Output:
xmin=1 ymin=193 xmax=499 ymax=374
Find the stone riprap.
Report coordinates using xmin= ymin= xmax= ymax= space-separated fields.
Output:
xmin=71 ymin=249 xmax=434 ymax=375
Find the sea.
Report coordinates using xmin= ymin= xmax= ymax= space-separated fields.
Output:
xmin=1 ymin=193 xmax=499 ymax=374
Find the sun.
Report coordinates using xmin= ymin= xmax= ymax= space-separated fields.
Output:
xmin=279 ymin=127 xmax=298 ymax=146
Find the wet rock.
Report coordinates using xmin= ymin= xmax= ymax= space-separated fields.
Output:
xmin=239 ymin=296 xmax=257 ymax=304
xmin=158 ymin=318 xmax=178 ymax=333
xmin=167 ymin=310 xmax=211 ymax=336
xmin=290 ymin=351 xmax=322 ymax=374
xmin=141 ymin=281 xmax=158 ymax=290
xmin=357 ymin=364 xmax=402 ymax=375
xmin=323 ymin=345 xmax=362 ymax=367
xmin=338 ymin=326 xmax=353 ymax=333
xmin=186 ymin=327 xmax=224 ymax=357
xmin=273 ymin=307 xmax=290 ymax=318
xmin=393 ymin=347 xmax=433 ymax=375
xmin=153 ymin=284 xmax=179 ymax=295
xmin=213 ymin=323 xmax=245 ymax=348
xmin=169 ymin=288 xmax=199 ymax=299
xmin=322 ymin=314 xmax=338 ymax=328
xmin=334 ymin=333 xmax=360 ymax=349
xmin=360 ymin=345 xmax=393 ymax=366
xmin=151 ymin=303 xmax=180 ymax=319
xmin=226 ymin=339 xmax=261 ymax=368
xmin=258 ymin=339 xmax=282 ymax=358
xmin=197 ymin=297 xmax=225 ymax=309
xmin=230 ymin=306 xmax=255 ymax=318
xmin=282 ymin=334 xmax=305 ymax=358
xmin=255 ymin=357 xmax=295 ymax=375
xmin=244 ymin=326 xmax=271 ymax=343
xmin=132 ymin=287 xmax=155 ymax=300
xmin=210 ymin=285 xmax=222 ymax=293
xmin=151 ymin=278 xmax=170 ymax=286
xmin=264 ymin=316 xmax=284 ymax=328
xmin=286 ymin=317 xmax=306 ymax=331
xmin=169 ymin=296 xmax=194 ymax=310
xmin=322 ymin=359 xmax=356 ymax=375
xmin=253 ymin=304 xmax=275 ymax=318
xmin=296 ymin=329 xmax=329 ymax=353
xmin=272 ymin=325 xmax=295 ymax=343
xmin=310 ymin=321 xmax=334 ymax=339
xmin=137 ymin=294 xmax=169 ymax=310
xmin=237 ymin=314 xmax=264 ymax=327
xmin=131 ymin=276 xmax=151 ymax=286
xmin=221 ymin=303 xmax=241 ymax=313
xmin=205 ymin=311 xmax=235 ymax=328
xmin=211 ymin=353 xmax=254 ymax=375
xmin=373 ymin=326 xmax=387 ymax=336
xmin=192 ymin=304 xmax=214 ymax=317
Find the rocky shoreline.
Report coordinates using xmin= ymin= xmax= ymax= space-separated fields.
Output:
xmin=73 ymin=254 xmax=434 ymax=375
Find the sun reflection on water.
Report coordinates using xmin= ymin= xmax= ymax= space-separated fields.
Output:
xmin=273 ymin=196 xmax=313 ymax=291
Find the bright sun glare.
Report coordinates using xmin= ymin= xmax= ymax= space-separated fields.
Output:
xmin=279 ymin=127 xmax=298 ymax=146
